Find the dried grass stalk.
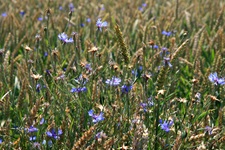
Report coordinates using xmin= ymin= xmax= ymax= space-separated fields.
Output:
xmin=72 ymin=125 xmax=96 ymax=150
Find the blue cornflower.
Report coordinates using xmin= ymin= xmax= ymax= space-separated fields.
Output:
xmin=69 ymin=3 xmax=75 ymax=11
xmin=28 ymin=126 xmax=38 ymax=133
xmin=140 ymin=96 xmax=154 ymax=112
xmin=208 ymin=72 xmax=225 ymax=85
xmin=88 ymin=109 xmax=104 ymax=123
xmin=36 ymin=84 xmax=41 ymax=93
xmin=132 ymin=66 xmax=143 ymax=76
xmin=0 ymin=138 xmax=2 ymax=144
xmin=160 ymin=47 xmax=170 ymax=57
xmin=40 ymin=118 xmax=45 ymax=125
xmin=138 ymin=3 xmax=147 ymax=12
xmin=140 ymin=103 xmax=148 ymax=112
xmin=1 ymin=12 xmax=7 ymax=17
xmin=105 ymin=77 xmax=121 ymax=86
xmin=80 ymin=23 xmax=85 ymax=27
xmin=30 ymin=136 xmax=37 ymax=141
xmin=159 ymin=119 xmax=173 ymax=132
xmin=95 ymin=131 xmax=107 ymax=139
xmin=38 ymin=17 xmax=43 ymax=21
xmin=163 ymin=57 xmax=172 ymax=67
xmin=121 ymin=85 xmax=132 ymax=93
xmin=19 ymin=11 xmax=25 ymax=17
xmin=86 ymin=18 xmax=91 ymax=23
xmin=70 ymin=87 xmax=87 ymax=93
xmin=46 ymin=128 xmax=63 ymax=140
xmin=85 ymin=64 xmax=92 ymax=71
xmin=96 ymin=18 xmax=108 ymax=31
xmin=153 ymin=45 xmax=159 ymax=49
xmin=162 ymin=30 xmax=172 ymax=36
xmin=59 ymin=6 xmax=63 ymax=11
xmin=58 ymin=32 xmax=74 ymax=43
xmin=44 ymin=52 xmax=48 ymax=57
xmin=74 ymin=74 xmax=88 ymax=85
xmin=205 ymin=126 xmax=213 ymax=135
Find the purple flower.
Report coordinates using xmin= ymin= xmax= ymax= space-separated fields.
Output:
xmin=85 ymin=64 xmax=92 ymax=71
xmin=86 ymin=18 xmax=91 ymax=23
xmin=160 ymin=47 xmax=170 ymax=57
xmin=80 ymin=23 xmax=85 ymax=27
xmin=96 ymin=18 xmax=108 ymax=31
xmin=88 ymin=109 xmax=104 ymax=123
xmin=153 ymin=45 xmax=159 ymax=49
xmin=159 ymin=119 xmax=173 ymax=132
xmin=70 ymin=87 xmax=87 ymax=93
xmin=132 ymin=66 xmax=143 ymax=76
xmin=40 ymin=118 xmax=45 ymax=125
xmin=46 ymin=128 xmax=63 ymax=139
xmin=59 ymin=6 xmax=63 ymax=11
xmin=1 ymin=12 xmax=7 ymax=17
xmin=28 ymin=126 xmax=38 ymax=133
xmin=208 ymin=72 xmax=225 ymax=85
xmin=121 ymin=85 xmax=132 ymax=93
xmin=95 ymin=131 xmax=107 ymax=140
xmin=38 ymin=17 xmax=43 ymax=21
xmin=44 ymin=52 xmax=48 ymax=57
xmin=32 ymin=142 xmax=41 ymax=149
xmin=58 ymin=32 xmax=74 ymax=43
xmin=30 ymin=136 xmax=37 ymax=141
xmin=19 ymin=11 xmax=25 ymax=17
xmin=138 ymin=3 xmax=147 ymax=12
xmin=36 ymin=84 xmax=41 ymax=93
xmin=74 ymin=74 xmax=88 ymax=85
xmin=163 ymin=57 xmax=172 ymax=67
xmin=105 ymin=77 xmax=121 ymax=86
xmin=0 ymin=138 xmax=2 ymax=144
xmin=140 ymin=103 xmax=148 ymax=112
xmin=205 ymin=126 xmax=213 ymax=135
xmin=69 ymin=3 xmax=75 ymax=11
xmin=140 ymin=96 xmax=154 ymax=112
xmin=162 ymin=30 xmax=172 ymax=36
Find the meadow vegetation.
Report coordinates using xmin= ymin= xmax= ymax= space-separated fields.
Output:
xmin=0 ymin=0 xmax=225 ymax=149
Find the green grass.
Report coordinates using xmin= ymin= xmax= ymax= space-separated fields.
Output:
xmin=1 ymin=0 xmax=225 ymax=149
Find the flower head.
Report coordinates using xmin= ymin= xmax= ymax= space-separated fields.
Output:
xmin=153 ymin=45 xmax=159 ymax=49
xmin=69 ymin=3 xmax=75 ymax=11
xmin=46 ymin=128 xmax=63 ymax=139
xmin=205 ymin=126 xmax=213 ymax=135
xmin=58 ymin=32 xmax=74 ymax=44
xmin=140 ymin=96 xmax=154 ymax=112
xmin=105 ymin=77 xmax=121 ymax=86
xmin=138 ymin=3 xmax=147 ymax=12
xmin=159 ymin=119 xmax=173 ymax=132
xmin=208 ymin=72 xmax=225 ymax=85
xmin=121 ymin=85 xmax=132 ymax=94
xmin=40 ymin=118 xmax=45 ymax=125
xmin=27 ymin=126 xmax=38 ymax=133
xmin=88 ymin=109 xmax=104 ymax=123
xmin=36 ymin=84 xmax=41 ymax=93
xmin=38 ymin=17 xmax=43 ymax=21
xmin=162 ymin=30 xmax=172 ymax=36
xmin=96 ymin=18 xmax=108 ymax=31
xmin=85 ymin=64 xmax=92 ymax=71
xmin=19 ymin=11 xmax=26 ymax=17
xmin=86 ymin=18 xmax=91 ymax=23
xmin=163 ymin=57 xmax=172 ymax=67
xmin=30 ymin=136 xmax=37 ymax=141
xmin=70 ymin=87 xmax=87 ymax=93
xmin=1 ymin=12 xmax=7 ymax=17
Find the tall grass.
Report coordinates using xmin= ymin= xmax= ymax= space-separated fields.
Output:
xmin=0 ymin=0 xmax=225 ymax=149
